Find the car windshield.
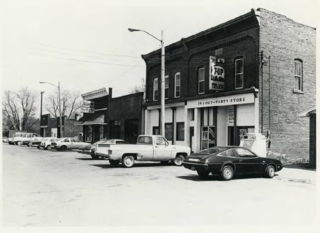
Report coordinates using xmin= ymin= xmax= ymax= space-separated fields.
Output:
xmin=195 ymin=147 xmax=222 ymax=155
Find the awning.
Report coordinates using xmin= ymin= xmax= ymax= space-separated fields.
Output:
xmin=298 ymin=106 xmax=316 ymax=117
xmin=76 ymin=112 xmax=107 ymax=125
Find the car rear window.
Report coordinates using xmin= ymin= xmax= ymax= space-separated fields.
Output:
xmin=197 ymin=148 xmax=221 ymax=155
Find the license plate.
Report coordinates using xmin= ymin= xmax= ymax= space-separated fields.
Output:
xmin=191 ymin=166 xmax=195 ymax=171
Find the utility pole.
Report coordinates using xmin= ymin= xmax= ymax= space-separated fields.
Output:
xmin=40 ymin=91 xmax=44 ymax=136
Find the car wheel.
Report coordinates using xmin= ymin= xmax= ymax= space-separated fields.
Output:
xmin=90 ymin=150 xmax=99 ymax=159
xmin=46 ymin=145 xmax=52 ymax=150
xmin=122 ymin=155 xmax=135 ymax=168
xmin=265 ymin=165 xmax=275 ymax=178
xmin=173 ymin=154 xmax=184 ymax=166
xmin=37 ymin=146 xmax=41 ymax=149
xmin=160 ymin=161 xmax=170 ymax=165
xmin=109 ymin=159 xmax=120 ymax=167
xmin=27 ymin=143 xmax=31 ymax=147
xmin=60 ymin=146 xmax=67 ymax=151
xmin=221 ymin=165 xmax=234 ymax=181
xmin=197 ymin=170 xmax=210 ymax=179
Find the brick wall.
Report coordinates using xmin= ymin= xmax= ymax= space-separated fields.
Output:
xmin=259 ymin=8 xmax=316 ymax=161
xmin=63 ymin=119 xmax=83 ymax=138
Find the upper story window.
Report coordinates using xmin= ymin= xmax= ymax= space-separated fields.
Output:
xmin=165 ymin=75 xmax=169 ymax=99
xmin=294 ymin=59 xmax=303 ymax=91
xmin=198 ymin=67 xmax=205 ymax=94
xmin=174 ymin=72 xmax=181 ymax=98
xmin=153 ymin=78 xmax=158 ymax=101
xmin=235 ymin=58 xmax=244 ymax=89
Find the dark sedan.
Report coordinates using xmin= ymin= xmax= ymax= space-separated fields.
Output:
xmin=183 ymin=146 xmax=282 ymax=180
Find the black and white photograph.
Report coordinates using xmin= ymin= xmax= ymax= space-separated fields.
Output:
xmin=1 ymin=0 xmax=319 ymax=233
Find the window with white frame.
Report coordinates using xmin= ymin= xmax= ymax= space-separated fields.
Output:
xmin=235 ymin=58 xmax=244 ymax=89
xmin=174 ymin=72 xmax=181 ymax=98
xmin=165 ymin=75 xmax=169 ymax=99
xmin=294 ymin=59 xmax=303 ymax=91
xmin=153 ymin=78 xmax=158 ymax=101
xmin=198 ymin=67 xmax=205 ymax=94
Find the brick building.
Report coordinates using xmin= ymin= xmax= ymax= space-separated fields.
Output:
xmin=142 ymin=8 xmax=316 ymax=162
xmin=40 ymin=114 xmax=82 ymax=138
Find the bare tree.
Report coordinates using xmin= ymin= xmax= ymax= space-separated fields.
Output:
xmin=129 ymin=77 xmax=145 ymax=94
xmin=45 ymin=90 xmax=83 ymax=119
xmin=2 ymin=87 xmax=38 ymax=131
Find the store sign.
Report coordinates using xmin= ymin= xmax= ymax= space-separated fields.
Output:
xmin=81 ymin=101 xmax=95 ymax=113
xmin=187 ymin=93 xmax=255 ymax=109
xmin=209 ymin=56 xmax=225 ymax=91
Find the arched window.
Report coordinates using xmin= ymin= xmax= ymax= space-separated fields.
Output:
xmin=174 ymin=72 xmax=181 ymax=98
xmin=153 ymin=78 xmax=158 ymax=101
xmin=235 ymin=57 xmax=244 ymax=89
xmin=198 ymin=67 xmax=205 ymax=94
xmin=294 ymin=59 xmax=303 ymax=91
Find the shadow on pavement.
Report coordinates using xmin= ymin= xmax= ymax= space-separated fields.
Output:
xmin=75 ymin=158 xmax=104 ymax=161
xmin=91 ymin=162 xmax=166 ymax=169
xmin=177 ymin=173 xmax=276 ymax=182
xmin=284 ymin=163 xmax=316 ymax=171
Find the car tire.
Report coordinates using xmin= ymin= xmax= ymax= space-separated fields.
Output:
xmin=90 ymin=150 xmax=99 ymax=159
xmin=197 ymin=170 xmax=210 ymax=179
xmin=221 ymin=165 xmax=234 ymax=181
xmin=173 ymin=154 xmax=185 ymax=166
xmin=109 ymin=159 xmax=120 ymax=167
xmin=46 ymin=145 xmax=52 ymax=150
xmin=37 ymin=146 xmax=41 ymax=149
xmin=265 ymin=165 xmax=275 ymax=178
xmin=122 ymin=155 xmax=135 ymax=168
xmin=27 ymin=143 xmax=31 ymax=147
xmin=60 ymin=146 xmax=67 ymax=151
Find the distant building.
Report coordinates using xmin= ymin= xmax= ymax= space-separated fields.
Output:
xmin=77 ymin=88 xmax=144 ymax=143
xmin=142 ymin=8 xmax=316 ymax=163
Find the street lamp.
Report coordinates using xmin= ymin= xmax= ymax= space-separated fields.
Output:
xmin=128 ymin=28 xmax=165 ymax=137
xmin=39 ymin=81 xmax=63 ymax=138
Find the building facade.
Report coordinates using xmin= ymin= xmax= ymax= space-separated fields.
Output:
xmin=142 ymin=8 xmax=316 ymax=161
xmin=77 ymin=88 xmax=144 ymax=143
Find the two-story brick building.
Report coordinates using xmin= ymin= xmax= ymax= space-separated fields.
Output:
xmin=142 ymin=8 xmax=316 ymax=162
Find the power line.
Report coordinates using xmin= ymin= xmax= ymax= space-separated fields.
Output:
xmin=29 ymin=52 xmax=145 ymax=67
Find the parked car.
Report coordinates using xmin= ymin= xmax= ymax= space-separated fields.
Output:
xmin=95 ymin=135 xmax=191 ymax=168
xmin=28 ymin=136 xmax=44 ymax=147
xmin=89 ymin=139 xmax=128 ymax=159
xmin=38 ymin=137 xmax=57 ymax=149
xmin=3 ymin=137 xmax=9 ymax=143
xmin=51 ymin=137 xmax=84 ymax=151
xmin=23 ymin=136 xmax=43 ymax=147
xmin=8 ymin=137 xmax=14 ymax=145
xmin=183 ymin=146 xmax=283 ymax=180
xmin=13 ymin=132 xmax=37 ymax=145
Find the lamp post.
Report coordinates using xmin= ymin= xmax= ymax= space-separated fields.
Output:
xmin=128 ymin=28 xmax=165 ymax=137
xmin=39 ymin=81 xmax=63 ymax=138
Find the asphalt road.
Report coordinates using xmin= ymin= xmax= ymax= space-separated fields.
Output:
xmin=2 ymin=143 xmax=317 ymax=227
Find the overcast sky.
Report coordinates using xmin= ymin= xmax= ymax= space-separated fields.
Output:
xmin=1 ymin=0 xmax=318 ymax=103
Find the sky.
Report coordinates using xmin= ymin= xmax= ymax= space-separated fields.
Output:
xmin=1 ymin=0 xmax=318 ymax=104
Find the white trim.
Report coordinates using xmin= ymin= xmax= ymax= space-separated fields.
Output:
xmin=146 ymin=101 xmax=185 ymax=110
xmin=298 ymin=106 xmax=316 ymax=117
xmin=94 ymin=108 xmax=108 ymax=112
xmin=82 ymin=88 xmax=108 ymax=101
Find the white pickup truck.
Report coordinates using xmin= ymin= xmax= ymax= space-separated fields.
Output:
xmin=95 ymin=135 xmax=191 ymax=168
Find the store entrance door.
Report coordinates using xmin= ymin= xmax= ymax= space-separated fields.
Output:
xmin=201 ymin=126 xmax=215 ymax=150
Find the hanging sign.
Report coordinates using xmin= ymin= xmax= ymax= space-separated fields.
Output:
xmin=209 ymin=56 xmax=225 ymax=91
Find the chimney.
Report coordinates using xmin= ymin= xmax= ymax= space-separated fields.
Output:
xmin=108 ymin=87 xmax=113 ymax=99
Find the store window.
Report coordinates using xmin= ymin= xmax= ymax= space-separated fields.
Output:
xmin=235 ymin=58 xmax=244 ymax=89
xmin=165 ymin=75 xmax=169 ymax=99
xmin=175 ymin=72 xmax=181 ymax=98
xmin=198 ymin=67 xmax=205 ymax=94
xmin=176 ymin=122 xmax=184 ymax=141
xmin=294 ymin=59 xmax=303 ymax=91
xmin=153 ymin=78 xmax=158 ymax=101
xmin=165 ymin=123 xmax=173 ymax=141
